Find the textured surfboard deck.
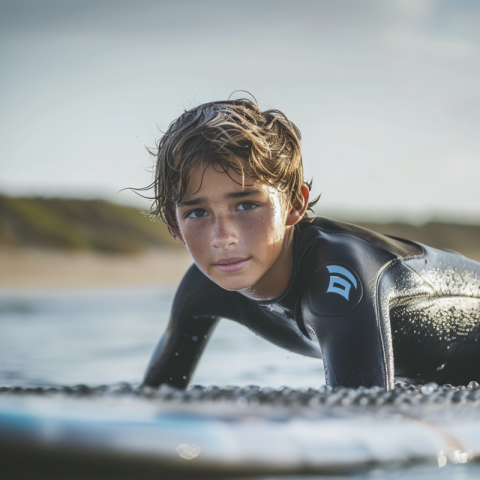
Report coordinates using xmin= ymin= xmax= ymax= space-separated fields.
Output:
xmin=1 ymin=382 xmax=480 ymax=476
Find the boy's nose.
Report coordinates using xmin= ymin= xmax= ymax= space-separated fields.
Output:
xmin=211 ymin=216 xmax=238 ymax=250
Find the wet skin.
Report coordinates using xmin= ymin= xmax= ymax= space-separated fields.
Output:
xmin=173 ymin=163 xmax=309 ymax=301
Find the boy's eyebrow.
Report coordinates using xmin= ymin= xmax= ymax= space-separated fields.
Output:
xmin=177 ymin=189 xmax=263 ymax=207
xmin=177 ymin=196 xmax=207 ymax=207
xmin=226 ymin=189 xmax=263 ymax=199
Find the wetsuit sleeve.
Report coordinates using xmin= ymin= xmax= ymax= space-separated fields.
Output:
xmin=303 ymin=239 xmax=396 ymax=390
xmin=142 ymin=264 xmax=239 ymax=389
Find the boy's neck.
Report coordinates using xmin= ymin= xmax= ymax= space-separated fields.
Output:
xmin=237 ymin=227 xmax=295 ymax=302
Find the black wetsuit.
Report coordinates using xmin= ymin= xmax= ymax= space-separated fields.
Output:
xmin=143 ymin=218 xmax=480 ymax=390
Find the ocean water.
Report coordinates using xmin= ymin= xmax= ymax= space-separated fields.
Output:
xmin=2 ymin=286 xmax=480 ymax=479
xmin=0 ymin=285 xmax=325 ymax=388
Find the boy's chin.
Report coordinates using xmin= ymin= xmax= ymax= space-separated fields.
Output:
xmin=215 ymin=280 xmax=254 ymax=292
xmin=210 ymin=273 xmax=256 ymax=292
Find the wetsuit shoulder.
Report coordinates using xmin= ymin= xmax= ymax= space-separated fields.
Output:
xmin=303 ymin=217 xmax=424 ymax=259
xmin=297 ymin=218 xmax=409 ymax=389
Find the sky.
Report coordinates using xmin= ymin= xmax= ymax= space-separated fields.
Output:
xmin=1 ymin=0 xmax=479 ymax=223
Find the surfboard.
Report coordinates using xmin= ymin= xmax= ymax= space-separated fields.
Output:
xmin=1 ymin=384 xmax=480 ymax=476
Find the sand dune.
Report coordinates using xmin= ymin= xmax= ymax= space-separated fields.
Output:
xmin=0 ymin=249 xmax=193 ymax=289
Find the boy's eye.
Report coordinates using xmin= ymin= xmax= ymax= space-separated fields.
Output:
xmin=186 ymin=209 xmax=208 ymax=219
xmin=237 ymin=202 xmax=258 ymax=211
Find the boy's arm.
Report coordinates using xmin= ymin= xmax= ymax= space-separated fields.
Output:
xmin=142 ymin=314 xmax=219 ymax=388
xmin=303 ymin=238 xmax=396 ymax=390
xmin=142 ymin=264 xmax=238 ymax=388
xmin=308 ymin=292 xmax=393 ymax=390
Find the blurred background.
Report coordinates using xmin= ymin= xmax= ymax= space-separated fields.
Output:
xmin=1 ymin=0 xmax=480 ymax=220
xmin=0 ymin=0 xmax=479 ymax=388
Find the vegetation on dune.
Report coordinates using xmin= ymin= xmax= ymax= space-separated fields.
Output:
xmin=0 ymin=194 xmax=479 ymax=258
xmin=0 ymin=195 xmax=179 ymax=254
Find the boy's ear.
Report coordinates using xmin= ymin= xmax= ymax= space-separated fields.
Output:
xmin=168 ymin=225 xmax=185 ymax=243
xmin=286 ymin=185 xmax=310 ymax=226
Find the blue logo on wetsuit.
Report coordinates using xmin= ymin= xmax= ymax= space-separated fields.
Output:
xmin=309 ymin=262 xmax=363 ymax=316
xmin=326 ymin=265 xmax=358 ymax=301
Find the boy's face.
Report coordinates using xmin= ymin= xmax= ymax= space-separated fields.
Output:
xmin=174 ymin=163 xmax=305 ymax=299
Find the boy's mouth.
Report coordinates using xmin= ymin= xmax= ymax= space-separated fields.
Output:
xmin=213 ymin=257 xmax=250 ymax=273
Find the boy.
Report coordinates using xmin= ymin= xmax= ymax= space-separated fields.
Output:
xmin=142 ymin=98 xmax=480 ymax=390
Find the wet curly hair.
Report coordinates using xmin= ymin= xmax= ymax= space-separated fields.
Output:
xmin=145 ymin=98 xmax=319 ymax=230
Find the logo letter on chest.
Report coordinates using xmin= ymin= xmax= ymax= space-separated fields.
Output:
xmin=326 ymin=265 xmax=358 ymax=301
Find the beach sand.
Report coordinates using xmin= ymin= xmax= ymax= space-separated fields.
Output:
xmin=0 ymin=249 xmax=193 ymax=289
